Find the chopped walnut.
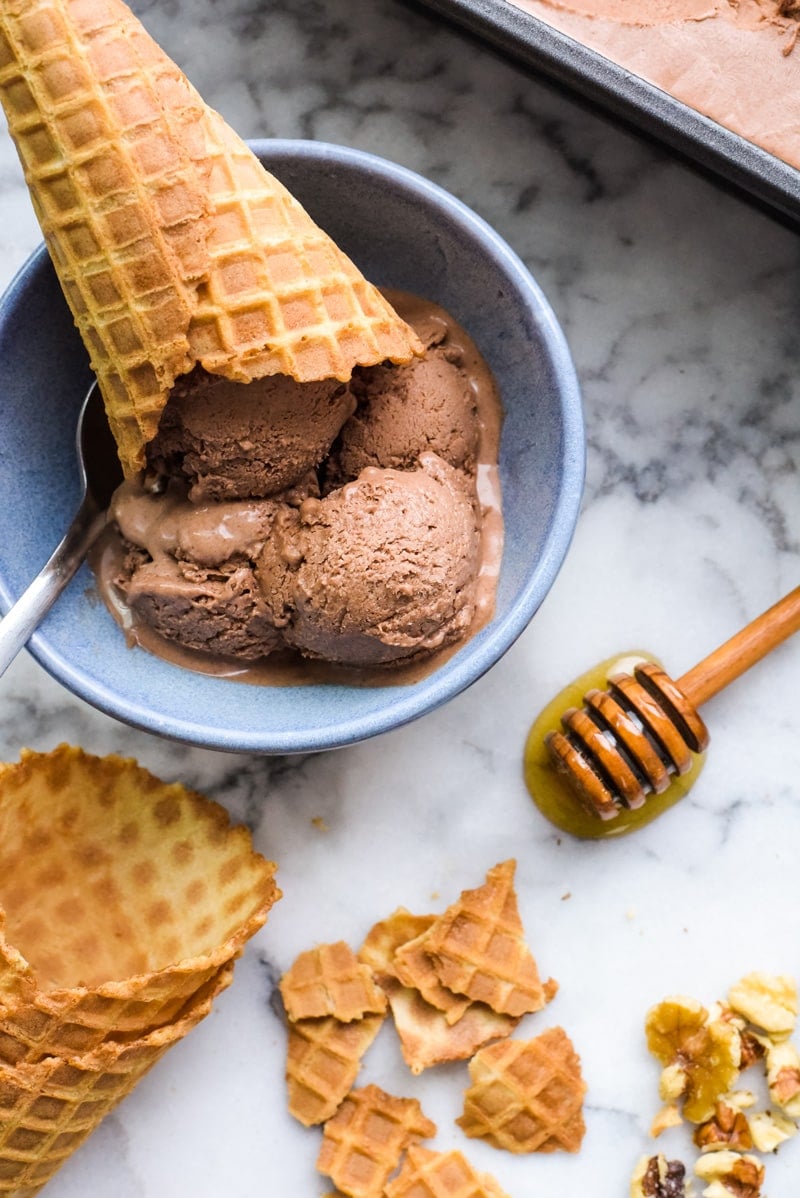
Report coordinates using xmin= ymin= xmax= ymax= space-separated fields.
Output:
xmin=727 ymin=974 xmax=797 ymax=1039
xmin=646 ymin=999 xmax=741 ymax=1123
xmin=765 ymin=1039 xmax=800 ymax=1116
xmin=660 ymin=1062 xmax=689 ymax=1103
xmin=693 ymin=1102 xmax=752 ymax=1152
xmin=709 ymin=1003 xmax=745 ymax=1031
xmin=647 ymin=998 xmax=709 ymax=1064
xmin=694 ymin=1150 xmax=764 ymax=1197
xmin=651 ymin=1103 xmax=683 ymax=1137
xmin=748 ymin=1108 xmax=798 ymax=1153
xmin=737 ymin=1031 xmax=765 ymax=1071
xmin=631 ymin=1154 xmax=692 ymax=1197
xmin=724 ymin=1090 xmax=757 ymax=1111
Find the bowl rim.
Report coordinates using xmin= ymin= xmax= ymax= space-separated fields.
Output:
xmin=0 ymin=138 xmax=585 ymax=753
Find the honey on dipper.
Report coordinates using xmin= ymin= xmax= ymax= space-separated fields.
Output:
xmin=524 ymin=587 xmax=800 ymax=839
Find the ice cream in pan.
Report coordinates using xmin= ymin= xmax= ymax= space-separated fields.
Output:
xmin=506 ymin=0 xmax=800 ymax=170
xmin=0 ymin=0 xmax=503 ymax=682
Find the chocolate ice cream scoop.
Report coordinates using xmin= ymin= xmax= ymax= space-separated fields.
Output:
xmin=260 ymin=455 xmax=480 ymax=668
xmin=121 ymin=552 xmax=284 ymax=661
xmin=327 ymin=330 xmax=478 ymax=486
xmin=147 ymin=368 xmax=355 ymax=501
xmin=109 ymin=478 xmax=300 ymax=660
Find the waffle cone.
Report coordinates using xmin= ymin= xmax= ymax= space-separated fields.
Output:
xmin=0 ymin=0 xmax=422 ymax=474
xmin=0 ymin=744 xmax=279 ymax=1063
xmin=0 ymin=960 xmax=233 ymax=1195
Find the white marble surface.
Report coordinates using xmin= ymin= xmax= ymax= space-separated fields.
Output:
xmin=1 ymin=0 xmax=799 ymax=1195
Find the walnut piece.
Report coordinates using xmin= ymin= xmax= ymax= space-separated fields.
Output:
xmin=660 ymin=1062 xmax=689 ymax=1103
xmin=631 ymin=1154 xmax=691 ymax=1197
xmin=737 ymin=1030 xmax=766 ymax=1071
xmin=646 ymin=999 xmax=741 ymax=1123
xmin=765 ymin=1039 xmax=800 ymax=1117
xmin=724 ymin=1090 xmax=756 ymax=1111
xmin=748 ymin=1108 xmax=798 ymax=1153
xmin=694 ymin=1150 xmax=764 ymax=1197
xmin=650 ymin=1103 xmax=683 ymax=1137
xmin=693 ymin=1102 xmax=752 ymax=1152
xmin=727 ymin=974 xmax=797 ymax=1040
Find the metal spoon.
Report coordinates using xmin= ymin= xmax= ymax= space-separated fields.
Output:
xmin=0 ymin=382 xmax=122 ymax=677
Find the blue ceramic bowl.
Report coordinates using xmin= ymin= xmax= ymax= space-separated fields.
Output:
xmin=0 ymin=141 xmax=584 ymax=753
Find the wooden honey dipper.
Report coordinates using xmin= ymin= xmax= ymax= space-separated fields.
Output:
xmin=545 ymin=586 xmax=800 ymax=822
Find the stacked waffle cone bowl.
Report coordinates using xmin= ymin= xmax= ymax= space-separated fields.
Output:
xmin=0 ymin=745 xmax=280 ymax=1194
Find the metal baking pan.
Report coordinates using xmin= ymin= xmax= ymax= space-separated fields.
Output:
xmin=411 ymin=0 xmax=800 ymax=226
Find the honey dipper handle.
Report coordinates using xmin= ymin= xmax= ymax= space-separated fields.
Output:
xmin=677 ymin=586 xmax=800 ymax=709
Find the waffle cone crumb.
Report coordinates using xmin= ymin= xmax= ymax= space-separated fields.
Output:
xmin=457 ymin=1027 xmax=587 ymax=1153
xmin=280 ymin=941 xmax=387 ymax=1024
xmin=286 ymin=1012 xmax=385 ymax=1127
xmin=382 ymin=977 xmax=518 ymax=1076
xmin=358 ymin=909 xmax=518 ymax=1074
xmin=385 ymin=1144 xmax=511 ymax=1198
xmin=419 ymin=861 xmax=557 ymax=1019
xmin=316 ymin=1083 xmax=436 ymax=1198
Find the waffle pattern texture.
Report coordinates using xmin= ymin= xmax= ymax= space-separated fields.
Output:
xmin=279 ymin=941 xmax=388 ymax=1024
xmin=317 ymin=1082 xmax=437 ymax=1198
xmin=286 ymin=1012 xmax=385 ymax=1127
xmin=0 ymin=0 xmax=422 ymax=474
xmin=0 ymin=744 xmax=280 ymax=1192
xmin=457 ymin=1028 xmax=587 ymax=1154
xmin=420 ymin=860 xmax=558 ymax=1019
xmin=0 ymin=965 xmax=232 ymax=1195
xmin=385 ymin=1145 xmax=511 ymax=1198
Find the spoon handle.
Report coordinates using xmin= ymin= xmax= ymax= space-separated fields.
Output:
xmin=0 ymin=496 xmax=104 ymax=678
xmin=677 ymin=585 xmax=800 ymax=709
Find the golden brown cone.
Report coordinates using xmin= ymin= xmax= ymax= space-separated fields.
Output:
xmin=0 ymin=0 xmax=422 ymax=474
xmin=0 ymin=960 xmax=234 ymax=1195
xmin=0 ymin=744 xmax=279 ymax=1062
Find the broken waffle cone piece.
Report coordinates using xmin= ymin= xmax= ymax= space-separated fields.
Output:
xmin=358 ymin=908 xmax=519 ymax=1074
xmin=0 ymin=744 xmax=279 ymax=1063
xmin=0 ymin=0 xmax=423 ymax=475
xmin=279 ymin=941 xmax=387 ymax=1024
xmin=457 ymin=1027 xmax=587 ymax=1153
xmin=316 ymin=1082 xmax=436 ymax=1198
xmin=358 ymin=909 xmax=436 ymax=986
xmin=0 ymin=959 xmax=233 ymax=1195
xmin=393 ymin=929 xmax=472 ymax=1026
xmin=384 ymin=1145 xmax=511 ymax=1198
xmin=381 ymin=977 xmax=518 ymax=1076
xmin=286 ymin=1012 xmax=385 ymax=1127
xmin=359 ymin=908 xmax=471 ymax=1024
xmin=420 ymin=861 xmax=557 ymax=1019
